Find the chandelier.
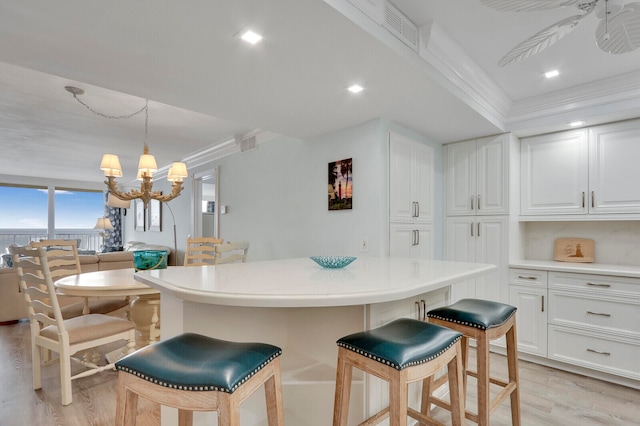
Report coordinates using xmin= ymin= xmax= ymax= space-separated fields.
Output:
xmin=65 ymin=86 xmax=188 ymax=208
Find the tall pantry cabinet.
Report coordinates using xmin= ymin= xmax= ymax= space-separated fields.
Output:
xmin=389 ymin=132 xmax=434 ymax=259
xmin=444 ymin=134 xmax=515 ymax=304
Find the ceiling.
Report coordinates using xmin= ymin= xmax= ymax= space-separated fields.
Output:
xmin=0 ymin=0 xmax=639 ymax=184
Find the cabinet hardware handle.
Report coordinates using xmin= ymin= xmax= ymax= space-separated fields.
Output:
xmin=477 ymin=222 xmax=480 ymax=237
xmin=470 ymin=222 xmax=474 ymax=237
xmin=587 ymin=348 xmax=611 ymax=356
xmin=582 ymin=191 xmax=585 ymax=208
xmin=517 ymin=275 xmax=537 ymax=280
xmin=471 ymin=195 xmax=475 ymax=210
xmin=477 ymin=195 xmax=481 ymax=210
xmin=587 ymin=311 xmax=611 ymax=317
xmin=415 ymin=301 xmax=422 ymax=321
xmin=587 ymin=282 xmax=611 ymax=288
xmin=412 ymin=202 xmax=416 ymax=218
xmin=416 ymin=202 xmax=420 ymax=217
xmin=420 ymin=299 xmax=426 ymax=321
xmin=591 ymin=191 xmax=595 ymax=208
xmin=411 ymin=230 xmax=416 ymax=246
xmin=541 ymin=295 xmax=544 ymax=312
xmin=416 ymin=230 xmax=420 ymax=246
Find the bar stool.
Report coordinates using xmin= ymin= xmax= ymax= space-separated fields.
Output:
xmin=426 ymin=299 xmax=521 ymax=426
xmin=333 ymin=318 xmax=465 ymax=426
xmin=115 ymin=333 xmax=284 ymax=426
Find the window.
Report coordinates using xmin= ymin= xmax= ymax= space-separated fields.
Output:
xmin=0 ymin=184 xmax=106 ymax=256
xmin=55 ymin=188 xmax=104 ymax=229
xmin=0 ymin=184 xmax=48 ymax=229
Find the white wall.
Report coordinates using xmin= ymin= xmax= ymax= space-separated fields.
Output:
xmin=207 ymin=118 xmax=442 ymax=261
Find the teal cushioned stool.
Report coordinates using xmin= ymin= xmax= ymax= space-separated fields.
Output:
xmin=427 ymin=299 xmax=521 ymax=426
xmin=332 ymin=318 xmax=465 ymax=426
xmin=115 ymin=333 xmax=284 ymax=426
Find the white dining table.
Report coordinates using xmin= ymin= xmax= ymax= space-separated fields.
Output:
xmin=135 ymin=256 xmax=496 ymax=426
xmin=54 ymin=268 xmax=161 ymax=359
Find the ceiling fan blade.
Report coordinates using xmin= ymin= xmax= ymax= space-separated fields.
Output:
xmin=498 ymin=14 xmax=586 ymax=66
xmin=596 ymin=3 xmax=640 ymax=53
xmin=480 ymin=0 xmax=580 ymax=12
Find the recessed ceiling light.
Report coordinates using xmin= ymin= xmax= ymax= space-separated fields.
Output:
xmin=569 ymin=120 xmax=585 ymax=127
xmin=347 ymin=84 xmax=364 ymax=94
xmin=544 ymin=69 xmax=560 ymax=79
xmin=241 ymin=30 xmax=263 ymax=45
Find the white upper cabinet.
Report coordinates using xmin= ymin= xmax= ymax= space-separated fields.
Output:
xmin=521 ymin=130 xmax=589 ymax=215
xmin=589 ymin=121 xmax=640 ymax=214
xmin=521 ymin=119 xmax=640 ymax=217
xmin=389 ymin=132 xmax=433 ymax=224
xmin=445 ymin=134 xmax=510 ymax=216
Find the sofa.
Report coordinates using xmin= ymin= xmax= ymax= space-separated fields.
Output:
xmin=0 ymin=241 xmax=171 ymax=324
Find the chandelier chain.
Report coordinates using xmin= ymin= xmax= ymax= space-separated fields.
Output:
xmin=70 ymin=91 xmax=148 ymax=120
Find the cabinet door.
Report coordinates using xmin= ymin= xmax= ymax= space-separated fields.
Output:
xmin=510 ymin=285 xmax=547 ymax=356
xmin=445 ymin=217 xmax=476 ymax=302
xmin=445 ymin=140 xmax=476 ymax=216
xmin=477 ymin=134 xmax=509 ymax=215
xmin=389 ymin=133 xmax=415 ymax=222
xmin=390 ymin=223 xmax=433 ymax=259
xmin=413 ymin=143 xmax=434 ymax=223
xmin=589 ymin=120 xmax=640 ymax=214
xmin=521 ymin=130 xmax=588 ymax=215
xmin=475 ymin=216 xmax=509 ymax=304
xmin=390 ymin=132 xmax=433 ymax=223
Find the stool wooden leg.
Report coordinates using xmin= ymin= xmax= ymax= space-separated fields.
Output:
xmin=476 ymin=335 xmax=490 ymax=426
xmin=419 ymin=375 xmax=434 ymax=423
xmin=178 ymin=409 xmax=193 ymax=426
xmin=461 ymin=336 xmax=469 ymax=396
xmin=448 ymin=343 xmax=465 ymax=426
xmin=333 ymin=348 xmax=353 ymax=426
xmin=265 ymin=359 xmax=285 ymax=426
xmin=115 ymin=373 xmax=138 ymax=426
xmin=217 ymin=395 xmax=240 ymax=426
xmin=389 ymin=370 xmax=408 ymax=426
xmin=506 ymin=323 xmax=521 ymax=426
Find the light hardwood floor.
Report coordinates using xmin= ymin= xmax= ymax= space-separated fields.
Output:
xmin=0 ymin=319 xmax=638 ymax=425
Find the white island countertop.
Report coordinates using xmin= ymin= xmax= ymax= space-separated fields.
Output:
xmin=135 ymin=257 xmax=496 ymax=308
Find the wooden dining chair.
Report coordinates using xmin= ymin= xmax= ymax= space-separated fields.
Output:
xmin=213 ymin=241 xmax=250 ymax=265
xmin=183 ymin=237 xmax=224 ymax=266
xmin=30 ymin=239 xmax=129 ymax=318
xmin=10 ymin=245 xmax=136 ymax=406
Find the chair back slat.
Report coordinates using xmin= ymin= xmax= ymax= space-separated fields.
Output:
xmin=10 ymin=245 xmax=66 ymax=332
xmin=30 ymin=239 xmax=82 ymax=278
xmin=214 ymin=241 xmax=249 ymax=265
xmin=184 ymin=237 xmax=224 ymax=266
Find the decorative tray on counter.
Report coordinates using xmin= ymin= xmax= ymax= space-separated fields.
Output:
xmin=554 ymin=238 xmax=595 ymax=263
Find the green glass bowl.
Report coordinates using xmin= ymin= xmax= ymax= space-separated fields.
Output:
xmin=134 ymin=250 xmax=167 ymax=270
xmin=310 ymin=256 xmax=356 ymax=269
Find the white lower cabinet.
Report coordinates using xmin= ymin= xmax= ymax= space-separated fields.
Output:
xmin=509 ymin=269 xmax=547 ymax=357
xmin=510 ymin=267 xmax=640 ymax=382
xmin=389 ymin=223 xmax=433 ymax=259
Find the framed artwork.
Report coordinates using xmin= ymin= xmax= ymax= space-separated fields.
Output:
xmin=134 ymin=199 xmax=146 ymax=231
xmin=328 ymin=158 xmax=352 ymax=211
xmin=148 ymin=199 xmax=162 ymax=232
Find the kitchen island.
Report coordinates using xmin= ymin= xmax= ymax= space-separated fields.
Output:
xmin=135 ymin=256 xmax=496 ymax=425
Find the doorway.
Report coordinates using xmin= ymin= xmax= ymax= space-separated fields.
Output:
xmin=192 ymin=167 xmax=219 ymax=239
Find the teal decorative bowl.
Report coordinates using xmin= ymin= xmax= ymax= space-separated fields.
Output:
xmin=310 ymin=256 xmax=356 ymax=269
xmin=134 ymin=250 xmax=168 ymax=271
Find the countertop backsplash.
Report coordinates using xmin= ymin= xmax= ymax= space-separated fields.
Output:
xmin=524 ymin=221 xmax=640 ymax=266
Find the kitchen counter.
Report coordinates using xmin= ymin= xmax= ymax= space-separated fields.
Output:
xmin=135 ymin=256 xmax=496 ymax=425
xmin=510 ymin=259 xmax=640 ymax=278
